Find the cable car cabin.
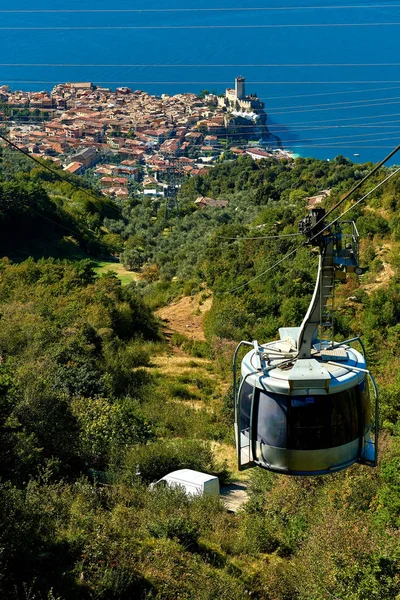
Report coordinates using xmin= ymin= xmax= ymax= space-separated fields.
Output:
xmin=234 ymin=210 xmax=378 ymax=476
xmin=235 ymin=335 xmax=377 ymax=475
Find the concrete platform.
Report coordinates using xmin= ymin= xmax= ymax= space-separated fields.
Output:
xmin=220 ymin=482 xmax=248 ymax=513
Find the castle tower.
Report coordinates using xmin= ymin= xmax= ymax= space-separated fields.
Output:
xmin=235 ymin=76 xmax=245 ymax=100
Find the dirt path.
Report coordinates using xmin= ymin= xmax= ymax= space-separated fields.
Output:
xmin=156 ymin=293 xmax=212 ymax=341
xmin=154 ymin=293 xmax=249 ymax=509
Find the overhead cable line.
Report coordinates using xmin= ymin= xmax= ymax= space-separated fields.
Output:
xmin=192 ymin=112 xmax=400 ymax=130
xmin=194 ymin=113 xmax=400 ymax=129
xmin=4 ymin=62 xmax=400 ymax=67
xmin=202 ymin=130 xmax=400 ymax=141
xmin=262 ymin=145 xmax=398 ymax=148
xmin=16 ymin=205 xmax=86 ymax=238
xmin=0 ymin=156 xmax=94 ymax=240
xmin=258 ymin=84 xmax=400 ymax=101
xmin=258 ymin=94 xmax=400 ymax=111
xmin=291 ymin=137 xmax=400 ymax=146
xmin=313 ymin=144 xmax=400 ymax=225
xmin=309 ymin=166 xmax=400 ymax=244
xmin=266 ymin=98 xmax=400 ymax=114
xmin=0 ymin=132 xmax=121 ymax=218
xmin=4 ymin=78 xmax=399 ymax=102
xmin=2 ymin=5 xmax=400 ymax=12
xmin=212 ymin=133 xmax=400 ymax=144
xmin=5 ymin=86 xmax=400 ymax=113
xmin=4 ymin=120 xmax=400 ymax=133
xmin=8 ymin=80 xmax=400 ymax=101
xmin=214 ymin=144 xmax=399 ymax=148
xmin=2 ymin=120 xmax=399 ymax=145
xmin=222 ymin=137 xmax=400 ymax=145
xmin=268 ymin=101 xmax=400 ymax=116
xmin=264 ymin=122 xmax=400 ymax=129
xmin=5 ymin=128 xmax=398 ymax=146
xmin=268 ymin=110 xmax=400 ymax=125
xmin=223 ymin=170 xmax=400 ymax=295
xmin=2 ymin=23 xmax=400 ymax=30
xmin=223 ymin=144 xmax=400 ymax=294
xmin=172 ymin=131 xmax=400 ymax=144
xmin=220 ymin=247 xmax=300 ymax=294
xmin=257 ymin=123 xmax=400 ymax=131
xmin=222 ymin=145 xmax=399 ymax=148
xmin=216 ymin=233 xmax=302 ymax=241
xmin=5 ymin=119 xmax=400 ymax=132
xmin=5 ymin=123 xmax=400 ymax=133
xmin=6 ymin=80 xmax=400 ymax=85
xmin=219 ymin=166 xmax=400 ymax=246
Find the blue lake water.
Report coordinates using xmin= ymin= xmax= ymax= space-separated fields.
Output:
xmin=1 ymin=0 xmax=400 ymax=164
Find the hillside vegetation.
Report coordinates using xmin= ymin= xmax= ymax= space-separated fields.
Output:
xmin=1 ymin=148 xmax=400 ymax=599
xmin=0 ymin=147 xmax=120 ymax=260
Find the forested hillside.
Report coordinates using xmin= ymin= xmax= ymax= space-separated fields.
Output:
xmin=0 ymin=147 xmax=120 ymax=259
xmin=1 ymin=148 xmax=400 ymax=599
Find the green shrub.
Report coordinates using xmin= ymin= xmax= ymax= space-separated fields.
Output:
xmin=182 ymin=280 xmax=199 ymax=296
xmin=356 ymin=213 xmax=389 ymax=237
xmin=123 ymin=439 xmax=224 ymax=484
xmin=171 ymin=333 xmax=211 ymax=358
xmin=148 ymin=515 xmax=200 ymax=550
xmin=167 ymin=382 xmax=199 ymax=400
xmin=370 ymin=256 xmax=384 ymax=273
xmin=236 ymin=514 xmax=279 ymax=555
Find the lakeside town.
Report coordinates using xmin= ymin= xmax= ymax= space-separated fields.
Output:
xmin=0 ymin=77 xmax=294 ymax=201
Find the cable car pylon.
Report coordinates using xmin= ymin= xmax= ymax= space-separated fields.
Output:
xmin=234 ymin=208 xmax=378 ymax=476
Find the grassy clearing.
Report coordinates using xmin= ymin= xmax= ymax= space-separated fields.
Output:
xmin=151 ymin=354 xmax=211 ymax=376
xmin=143 ymin=341 xmax=239 ymax=474
xmin=156 ymin=293 xmax=213 ymax=342
xmin=93 ymin=260 xmax=140 ymax=285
